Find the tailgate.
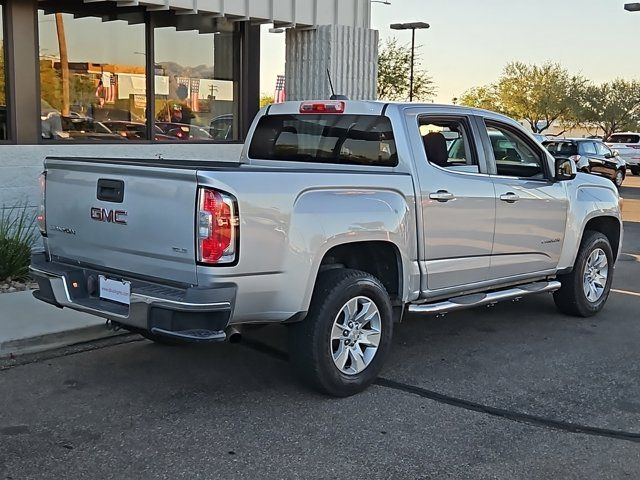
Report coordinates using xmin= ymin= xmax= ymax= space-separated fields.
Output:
xmin=44 ymin=158 xmax=198 ymax=285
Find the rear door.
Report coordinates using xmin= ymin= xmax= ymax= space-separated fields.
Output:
xmin=409 ymin=110 xmax=496 ymax=292
xmin=479 ymin=120 xmax=568 ymax=280
xmin=44 ymin=158 xmax=199 ymax=285
xmin=594 ymin=141 xmax=618 ymax=180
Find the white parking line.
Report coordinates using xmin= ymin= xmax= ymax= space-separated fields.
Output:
xmin=612 ymin=289 xmax=640 ymax=298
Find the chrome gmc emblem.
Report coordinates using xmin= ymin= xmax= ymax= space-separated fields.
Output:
xmin=91 ymin=207 xmax=127 ymax=225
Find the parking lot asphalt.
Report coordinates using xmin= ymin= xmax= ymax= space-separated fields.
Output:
xmin=1 ymin=177 xmax=640 ymax=480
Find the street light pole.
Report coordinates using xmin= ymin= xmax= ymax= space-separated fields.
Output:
xmin=390 ymin=22 xmax=430 ymax=102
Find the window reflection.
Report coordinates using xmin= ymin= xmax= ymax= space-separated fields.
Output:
xmin=0 ymin=3 xmax=7 ymax=140
xmin=38 ymin=11 xmax=147 ymax=141
xmin=154 ymin=24 xmax=238 ymax=142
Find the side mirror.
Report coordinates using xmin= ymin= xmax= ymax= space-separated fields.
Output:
xmin=613 ymin=149 xmax=619 ymax=157
xmin=556 ymin=157 xmax=577 ymax=181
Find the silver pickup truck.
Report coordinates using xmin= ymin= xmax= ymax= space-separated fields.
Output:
xmin=31 ymin=100 xmax=623 ymax=396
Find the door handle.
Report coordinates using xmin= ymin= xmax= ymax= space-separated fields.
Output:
xmin=500 ymin=192 xmax=520 ymax=203
xmin=429 ymin=190 xmax=455 ymax=202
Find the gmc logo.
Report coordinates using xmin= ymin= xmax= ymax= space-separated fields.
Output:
xmin=91 ymin=207 xmax=127 ymax=225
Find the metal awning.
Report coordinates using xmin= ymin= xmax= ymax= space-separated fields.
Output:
xmin=38 ymin=0 xmax=371 ymax=29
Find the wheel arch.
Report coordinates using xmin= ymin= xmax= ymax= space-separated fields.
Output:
xmin=583 ymin=216 xmax=622 ymax=261
xmin=316 ymin=241 xmax=404 ymax=305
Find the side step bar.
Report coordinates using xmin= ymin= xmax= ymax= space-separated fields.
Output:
xmin=408 ymin=280 xmax=561 ymax=315
xmin=150 ymin=328 xmax=226 ymax=343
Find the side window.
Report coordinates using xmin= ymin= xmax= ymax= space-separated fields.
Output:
xmin=485 ymin=123 xmax=546 ymax=179
xmin=418 ymin=116 xmax=480 ymax=173
xmin=581 ymin=142 xmax=597 ymax=155
xmin=595 ymin=142 xmax=611 ymax=157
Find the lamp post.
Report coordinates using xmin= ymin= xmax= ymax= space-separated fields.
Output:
xmin=390 ymin=22 xmax=430 ymax=102
xmin=624 ymin=3 xmax=640 ymax=11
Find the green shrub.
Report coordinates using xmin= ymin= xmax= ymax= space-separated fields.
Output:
xmin=0 ymin=203 xmax=38 ymax=282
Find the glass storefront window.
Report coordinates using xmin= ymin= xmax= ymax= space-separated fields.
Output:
xmin=0 ymin=2 xmax=8 ymax=140
xmin=38 ymin=11 xmax=147 ymax=141
xmin=154 ymin=21 xmax=239 ymax=142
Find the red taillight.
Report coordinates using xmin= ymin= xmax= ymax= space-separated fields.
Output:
xmin=197 ymin=188 xmax=238 ymax=265
xmin=37 ymin=172 xmax=46 ymax=236
xmin=299 ymin=101 xmax=345 ymax=114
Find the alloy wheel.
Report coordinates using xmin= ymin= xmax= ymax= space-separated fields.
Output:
xmin=330 ymin=296 xmax=382 ymax=375
xmin=583 ymin=248 xmax=609 ymax=302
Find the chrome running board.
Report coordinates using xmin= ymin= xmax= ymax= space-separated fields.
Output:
xmin=408 ymin=281 xmax=561 ymax=315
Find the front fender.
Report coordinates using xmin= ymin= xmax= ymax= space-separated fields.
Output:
xmin=557 ymin=178 xmax=622 ymax=271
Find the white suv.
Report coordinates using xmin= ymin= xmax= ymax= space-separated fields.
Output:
xmin=606 ymin=132 xmax=640 ymax=175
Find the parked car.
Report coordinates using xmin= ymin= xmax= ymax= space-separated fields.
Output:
xmin=532 ymin=133 xmax=549 ymax=143
xmin=605 ymin=132 xmax=640 ymax=176
xmin=544 ymin=138 xmax=626 ymax=188
xmin=209 ymin=114 xmax=234 ymax=141
xmin=102 ymin=121 xmax=174 ymax=141
xmin=31 ymin=101 xmax=622 ymax=397
xmin=156 ymin=122 xmax=213 ymax=141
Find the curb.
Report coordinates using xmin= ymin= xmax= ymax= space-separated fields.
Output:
xmin=0 ymin=324 xmax=124 ymax=358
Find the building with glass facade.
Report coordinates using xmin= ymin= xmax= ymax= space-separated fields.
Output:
xmin=0 ymin=0 xmax=377 ymax=209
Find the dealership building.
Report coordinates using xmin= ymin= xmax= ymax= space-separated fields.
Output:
xmin=0 ymin=0 xmax=378 ymax=209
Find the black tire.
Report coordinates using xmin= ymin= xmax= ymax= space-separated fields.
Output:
xmin=630 ymin=166 xmax=640 ymax=176
xmin=288 ymin=269 xmax=393 ymax=397
xmin=614 ymin=169 xmax=625 ymax=188
xmin=553 ymin=231 xmax=614 ymax=317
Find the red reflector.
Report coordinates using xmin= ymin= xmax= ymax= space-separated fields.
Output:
xmin=299 ymin=101 xmax=345 ymax=114
xmin=198 ymin=188 xmax=237 ymax=265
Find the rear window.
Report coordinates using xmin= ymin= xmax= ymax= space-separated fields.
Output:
xmin=544 ymin=141 xmax=577 ymax=156
xmin=607 ymin=134 xmax=640 ymax=144
xmin=248 ymin=114 xmax=398 ymax=166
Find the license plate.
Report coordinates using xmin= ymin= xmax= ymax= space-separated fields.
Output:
xmin=99 ymin=275 xmax=131 ymax=306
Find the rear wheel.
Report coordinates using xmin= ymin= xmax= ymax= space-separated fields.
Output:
xmin=630 ymin=166 xmax=640 ymax=176
xmin=614 ymin=169 xmax=625 ymax=188
xmin=553 ymin=231 xmax=613 ymax=317
xmin=288 ymin=269 xmax=393 ymax=397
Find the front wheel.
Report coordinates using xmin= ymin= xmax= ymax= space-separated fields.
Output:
xmin=288 ymin=269 xmax=393 ymax=397
xmin=614 ymin=169 xmax=625 ymax=188
xmin=553 ymin=231 xmax=614 ymax=317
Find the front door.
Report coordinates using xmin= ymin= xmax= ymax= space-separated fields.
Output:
xmin=410 ymin=112 xmax=496 ymax=293
xmin=481 ymin=120 xmax=568 ymax=280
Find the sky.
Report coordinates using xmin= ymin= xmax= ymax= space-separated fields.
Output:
xmin=260 ymin=0 xmax=640 ymax=102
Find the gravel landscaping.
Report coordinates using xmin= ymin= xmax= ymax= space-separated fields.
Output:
xmin=0 ymin=278 xmax=38 ymax=294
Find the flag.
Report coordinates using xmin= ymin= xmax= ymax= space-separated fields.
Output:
xmin=275 ymin=75 xmax=286 ymax=103
xmin=190 ymin=78 xmax=200 ymax=112
xmin=102 ymin=73 xmax=118 ymax=104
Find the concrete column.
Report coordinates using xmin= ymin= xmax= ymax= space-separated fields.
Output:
xmin=285 ymin=25 xmax=378 ymax=101
xmin=4 ymin=0 xmax=40 ymax=144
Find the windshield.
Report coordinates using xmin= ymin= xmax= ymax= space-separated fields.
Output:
xmin=607 ymin=134 xmax=640 ymax=144
xmin=544 ymin=141 xmax=578 ymax=156
xmin=248 ymin=114 xmax=398 ymax=167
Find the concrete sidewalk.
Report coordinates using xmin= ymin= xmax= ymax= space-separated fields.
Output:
xmin=0 ymin=291 xmax=116 ymax=357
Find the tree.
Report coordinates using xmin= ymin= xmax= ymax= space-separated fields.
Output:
xmin=459 ymin=85 xmax=503 ymax=113
xmin=377 ymin=38 xmax=436 ymax=102
xmin=579 ymin=79 xmax=640 ymax=138
xmin=260 ymin=94 xmax=275 ymax=108
xmin=461 ymin=62 xmax=585 ymax=133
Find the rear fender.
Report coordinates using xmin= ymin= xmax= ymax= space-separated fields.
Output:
xmin=286 ymin=188 xmax=418 ymax=313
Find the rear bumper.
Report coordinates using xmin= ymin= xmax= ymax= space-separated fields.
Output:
xmin=29 ymin=253 xmax=235 ymax=340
